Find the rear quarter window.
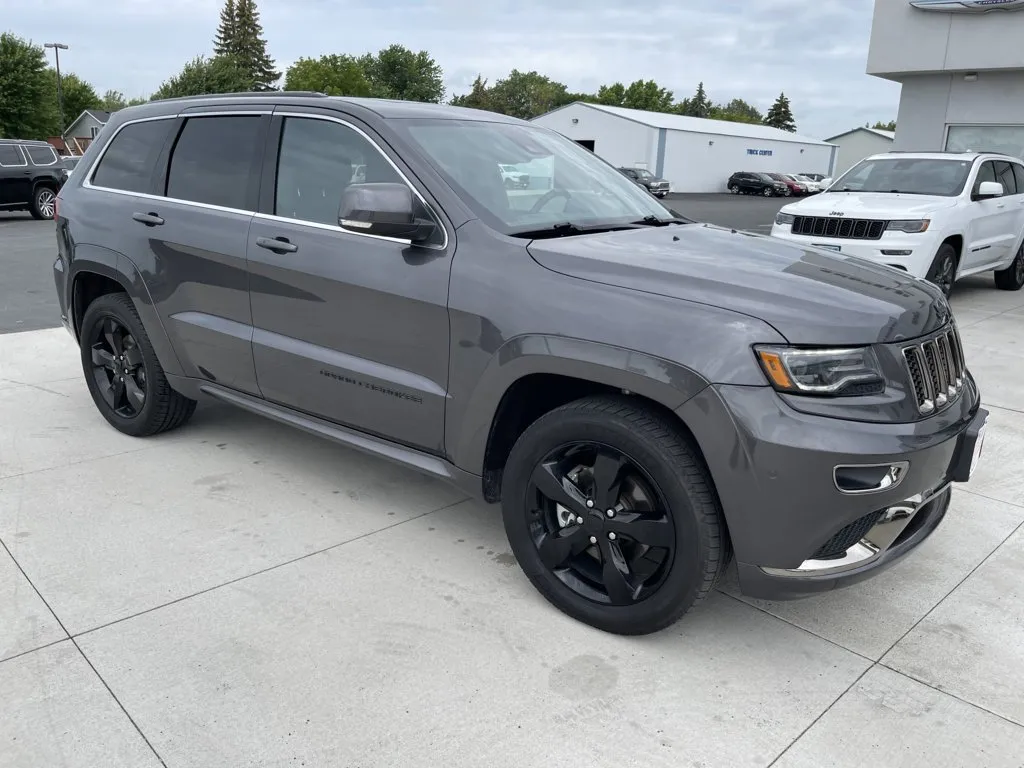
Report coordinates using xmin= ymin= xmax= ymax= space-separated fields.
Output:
xmin=26 ymin=145 xmax=58 ymax=166
xmin=91 ymin=119 xmax=175 ymax=194
xmin=0 ymin=145 xmax=26 ymax=166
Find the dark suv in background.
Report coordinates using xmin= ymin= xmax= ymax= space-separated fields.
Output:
xmin=727 ymin=171 xmax=788 ymax=196
xmin=618 ymin=167 xmax=670 ymax=197
xmin=53 ymin=93 xmax=988 ymax=635
xmin=0 ymin=138 xmax=64 ymax=219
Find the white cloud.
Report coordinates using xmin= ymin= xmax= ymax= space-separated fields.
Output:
xmin=8 ymin=0 xmax=900 ymax=137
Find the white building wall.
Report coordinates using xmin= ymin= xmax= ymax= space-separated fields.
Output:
xmin=531 ymin=103 xmax=658 ymax=172
xmin=831 ymin=131 xmax=895 ymax=177
xmin=659 ymin=130 xmax=835 ymax=193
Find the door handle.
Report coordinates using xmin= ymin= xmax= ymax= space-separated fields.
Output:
xmin=255 ymin=236 xmax=298 ymax=254
xmin=132 ymin=212 xmax=164 ymax=226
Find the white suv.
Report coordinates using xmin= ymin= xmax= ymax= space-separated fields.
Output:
xmin=771 ymin=152 xmax=1024 ymax=296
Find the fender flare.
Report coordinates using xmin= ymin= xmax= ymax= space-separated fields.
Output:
xmin=68 ymin=244 xmax=185 ymax=377
xmin=448 ymin=334 xmax=710 ymax=475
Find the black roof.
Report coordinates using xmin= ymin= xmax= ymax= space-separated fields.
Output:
xmin=139 ymin=92 xmax=522 ymax=123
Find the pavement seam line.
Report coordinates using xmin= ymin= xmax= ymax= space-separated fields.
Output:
xmin=72 ymin=495 xmax=474 ymax=641
xmin=880 ymin=663 xmax=1024 ymax=730
xmin=0 ymin=444 xmax=164 ymax=484
xmin=0 ymin=536 xmax=168 ymax=767
xmin=957 ymin=485 xmax=1024 ymax=510
xmin=0 ymin=637 xmax=68 ymax=667
xmin=715 ymin=590 xmax=875 ymax=664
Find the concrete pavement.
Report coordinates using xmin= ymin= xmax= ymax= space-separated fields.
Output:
xmin=1 ymin=279 xmax=1022 ymax=767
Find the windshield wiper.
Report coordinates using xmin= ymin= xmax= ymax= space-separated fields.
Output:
xmin=631 ymin=215 xmax=692 ymax=226
xmin=510 ymin=221 xmax=637 ymax=240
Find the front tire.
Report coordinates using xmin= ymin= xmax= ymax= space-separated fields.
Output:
xmin=500 ymin=396 xmax=730 ymax=635
xmin=30 ymin=185 xmax=56 ymax=220
xmin=994 ymin=241 xmax=1024 ymax=291
xmin=925 ymin=243 xmax=958 ymax=298
xmin=763 ymin=187 xmax=774 ymax=197
xmin=729 ymin=185 xmax=740 ymax=194
xmin=80 ymin=293 xmax=196 ymax=437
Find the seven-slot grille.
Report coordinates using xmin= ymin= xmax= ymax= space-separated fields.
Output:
xmin=901 ymin=325 xmax=966 ymax=415
xmin=791 ymin=216 xmax=887 ymax=240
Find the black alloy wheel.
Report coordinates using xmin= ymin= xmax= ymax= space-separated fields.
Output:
xmin=79 ymin=292 xmax=197 ymax=436
xmin=994 ymin=240 xmax=1024 ymax=291
xmin=926 ymin=243 xmax=958 ymax=298
xmin=89 ymin=316 xmax=148 ymax=418
xmin=501 ymin=396 xmax=730 ymax=635
xmin=526 ymin=442 xmax=676 ymax=606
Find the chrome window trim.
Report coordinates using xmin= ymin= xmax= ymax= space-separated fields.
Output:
xmin=82 ymin=111 xmax=449 ymax=251
xmin=0 ymin=144 xmax=28 ymax=167
xmin=272 ymin=111 xmax=449 ymax=251
xmin=25 ymin=145 xmax=59 ymax=166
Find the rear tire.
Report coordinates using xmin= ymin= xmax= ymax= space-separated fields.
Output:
xmin=30 ymin=185 xmax=56 ymax=220
xmin=994 ymin=241 xmax=1024 ymax=291
xmin=925 ymin=243 xmax=958 ymax=298
xmin=500 ymin=396 xmax=731 ymax=635
xmin=80 ymin=293 xmax=196 ymax=437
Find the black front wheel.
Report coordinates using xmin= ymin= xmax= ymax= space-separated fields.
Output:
xmin=762 ymin=187 xmax=774 ymax=197
xmin=994 ymin=240 xmax=1024 ymax=291
xmin=501 ymin=396 xmax=731 ymax=635
xmin=80 ymin=293 xmax=196 ymax=437
xmin=30 ymin=186 xmax=56 ymax=220
xmin=925 ymin=243 xmax=958 ymax=298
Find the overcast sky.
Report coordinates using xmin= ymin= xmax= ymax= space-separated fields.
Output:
xmin=10 ymin=0 xmax=900 ymax=139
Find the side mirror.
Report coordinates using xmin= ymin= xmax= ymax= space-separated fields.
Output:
xmin=975 ymin=180 xmax=1004 ymax=200
xmin=339 ymin=182 xmax=436 ymax=243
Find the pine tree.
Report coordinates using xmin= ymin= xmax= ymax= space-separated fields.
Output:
xmin=677 ymin=82 xmax=710 ymax=118
xmin=764 ymin=92 xmax=797 ymax=132
xmin=220 ymin=0 xmax=279 ymax=91
xmin=213 ymin=0 xmax=236 ymax=57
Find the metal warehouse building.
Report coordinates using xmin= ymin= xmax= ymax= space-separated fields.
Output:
xmin=531 ymin=102 xmax=837 ymax=193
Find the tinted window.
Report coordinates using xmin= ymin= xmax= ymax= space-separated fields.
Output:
xmin=831 ymin=158 xmax=972 ymax=196
xmin=0 ymin=145 xmax=26 ymax=166
xmin=26 ymin=145 xmax=58 ymax=165
xmin=973 ymin=161 xmax=997 ymax=196
xmin=994 ymin=161 xmax=1017 ymax=195
xmin=92 ymin=119 xmax=173 ymax=193
xmin=275 ymin=117 xmax=405 ymax=226
xmin=1014 ymin=164 xmax=1024 ymax=194
xmin=165 ymin=116 xmax=262 ymax=209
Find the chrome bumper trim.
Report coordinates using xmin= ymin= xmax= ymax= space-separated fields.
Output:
xmin=761 ymin=483 xmax=950 ymax=578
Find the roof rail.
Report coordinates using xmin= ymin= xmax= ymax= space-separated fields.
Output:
xmin=151 ymin=91 xmax=327 ymax=103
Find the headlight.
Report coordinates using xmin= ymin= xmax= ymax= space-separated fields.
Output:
xmin=754 ymin=346 xmax=885 ymax=396
xmin=886 ymin=219 xmax=930 ymax=233
xmin=775 ymin=212 xmax=795 ymax=225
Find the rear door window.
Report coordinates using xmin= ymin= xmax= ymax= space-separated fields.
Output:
xmin=91 ymin=119 xmax=174 ymax=194
xmin=165 ymin=116 xmax=264 ymax=210
xmin=0 ymin=145 xmax=26 ymax=166
xmin=995 ymin=161 xmax=1018 ymax=195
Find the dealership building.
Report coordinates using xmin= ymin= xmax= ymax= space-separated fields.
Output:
xmin=869 ymin=0 xmax=1024 ymax=157
xmin=530 ymin=102 xmax=836 ymax=193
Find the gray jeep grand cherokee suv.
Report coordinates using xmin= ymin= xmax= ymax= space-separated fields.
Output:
xmin=52 ymin=93 xmax=988 ymax=635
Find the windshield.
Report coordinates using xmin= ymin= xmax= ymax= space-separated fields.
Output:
xmin=758 ymin=173 xmax=776 ymax=182
xmin=398 ymin=119 xmax=678 ymax=236
xmin=828 ymin=157 xmax=973 ymax=196
xmin=634 ymin=169 xmax=655 ymax=180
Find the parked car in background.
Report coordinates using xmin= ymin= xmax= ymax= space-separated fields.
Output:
xmin=53 ymin=94 xmax=988 ymax=637
xmin=728 ymin=171 xmax=788 ymax=196
xmin=61 ymin=155 xmax=81 ymax=182
xmin=793 ymin=174 xmax=823 ymax=193
xmin=766 ymin=173 xmax=809 ymax=197
xmin=801 ymin=173 xmax=827 ymax=182
xmin=0 ymin=138 xmax=65 ymax=219
xmin=618 ymin=167 xmax=670 ymax=197
xmin=772 ymin=151 xmax=1024 ymax=296
xmin=500 ymin=164 xmax=530 ymax=189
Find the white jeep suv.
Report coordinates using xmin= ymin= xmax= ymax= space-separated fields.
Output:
xmin=771 ymin=152 xmax=1024 ymax=296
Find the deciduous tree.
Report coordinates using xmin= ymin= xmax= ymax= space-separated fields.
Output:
xmin=0 ymin=33 xmax=51 ymax=139
xmin=358 ymin=44 xmax=444 ymax=103
xmin=49 ymin=71 xmax=101 ymax=130
xmin=450 ymin=75 xmax=492 ymax=110
xmin=152 ymin=55 xmax=253 ymax=100
xmin=283 ymin=55 xmax=372 ymax=96
xmin=711 ymin=98 xmax=763 ymax=125
xmin=485 ymin=70 xmax=568 ymax=119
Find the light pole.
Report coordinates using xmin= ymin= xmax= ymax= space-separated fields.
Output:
xmin=44 ymin=43 xmax=70 ymax=136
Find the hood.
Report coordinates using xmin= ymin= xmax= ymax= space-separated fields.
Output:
xmin=527 ymin=223 xmax=950 ymax=345
xmin=784 ymin=191 xmax=959 ymax=218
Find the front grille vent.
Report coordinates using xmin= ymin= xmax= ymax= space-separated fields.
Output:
xmin=811 ymin=509 xmax=886 ymax=560
xmin=791 ymin=216 xmax=887 ymax=240
xmin=901 ymin=325 xmax=966 ymax=415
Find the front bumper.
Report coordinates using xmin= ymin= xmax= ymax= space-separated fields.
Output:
xmin=676 ymin=379 xmax=986 ymax=600
xmin=771 ymin=225 xmax=939 ymax=278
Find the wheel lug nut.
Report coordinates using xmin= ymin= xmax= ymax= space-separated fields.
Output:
xmin=586 ymin=500 xmax=594 ymax=508
xmin=606 ymin=509 xmax=615 ymax=518
xmin=589 ymin=536 xmax=597 ymax=544
xmin=576 ymin=516 xmax=585 ymax=524
xmin=608 ymin=532 xmax=617 ymax=541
